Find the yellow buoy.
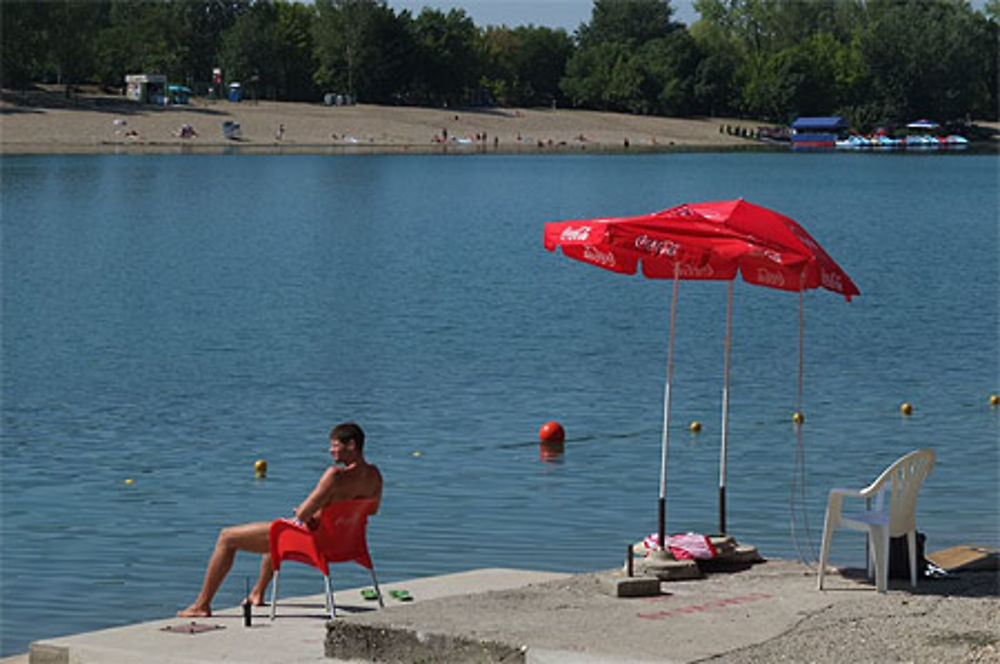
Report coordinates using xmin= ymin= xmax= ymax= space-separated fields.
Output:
xmin=689 ymin=421 xmax=702 ymax=433
xmin=124 ymin=478 xmax=135 ymax=485
xmin=990 ymin=394 xmax=999 ymax=407
xmin=254 ymin=459 xmax=267 ymax=478
xmin=412 ymin=450 xmax=424 ymax=458
xmin=900 ymin=402 xmax=913 ymax=416
xmin=792 ymin=411 xmax=805 ymax=425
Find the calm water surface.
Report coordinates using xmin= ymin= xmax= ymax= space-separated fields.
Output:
xmin=2 ymin=151 xmax=997 ymax=654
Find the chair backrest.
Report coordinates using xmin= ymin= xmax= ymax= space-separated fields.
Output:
xmin=863 ymin=449 xmax=935 ymax=536
xmin=269 ymin=496 xmax=379 ymax=573
xmin=313 ymin=497 xmax=378 ymax=570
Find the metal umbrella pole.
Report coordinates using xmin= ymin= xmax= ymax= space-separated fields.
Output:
xmin=657 ymin=265 xmax=681 ymax=554
xmin=718 ymin=280 xmax=734 ymax=535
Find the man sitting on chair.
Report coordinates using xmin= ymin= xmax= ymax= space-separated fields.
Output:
xmin=178 ymin=422 xmax=382 ymax=617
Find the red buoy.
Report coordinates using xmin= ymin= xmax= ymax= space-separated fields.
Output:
xmin=539 ymin=421 xmax=565 ymax=444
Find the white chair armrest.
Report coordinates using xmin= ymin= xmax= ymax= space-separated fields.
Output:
xmin=828 ymin=488 xmax=865 ymax=499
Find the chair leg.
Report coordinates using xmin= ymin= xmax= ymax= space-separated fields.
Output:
xmin=369 ymin=567 xmax=384 ymax=608
xmin=817 ymin=506 xmax=834 ymax=590
xmin=871 ymin=526 xmax=889 ymax=593
xmin=865 ymin=536 xmax=876 ymax=581
xmin=270 ymin=569 xmax=280 ymax=621
xmin=324 ymin=573 xmax=336 ymax=619
xmin=907 ymin=530 xmax=918 ymax=588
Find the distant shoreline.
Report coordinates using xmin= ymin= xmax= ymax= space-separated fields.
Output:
xmin=0 ymin=141 xmax=794 ymax=157
xmin=0 ymin=88 xmax=772 ymax=156
xmin=3 ymin=89 xmax=996 ymax=157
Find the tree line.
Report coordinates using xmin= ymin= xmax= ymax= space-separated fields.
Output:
xmin=2 ymin=0 xmax=996 ymax=127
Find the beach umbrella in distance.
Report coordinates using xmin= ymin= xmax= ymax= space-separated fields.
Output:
xmin=543 ymin=199 xmax=858 ymax=555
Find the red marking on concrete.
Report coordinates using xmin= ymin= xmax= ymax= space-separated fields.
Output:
xmin=636 ymin=592 xmax=773 ymax=620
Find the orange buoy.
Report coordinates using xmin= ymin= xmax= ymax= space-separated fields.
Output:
xmin=539 ymin=421 xmax=565 ymax=444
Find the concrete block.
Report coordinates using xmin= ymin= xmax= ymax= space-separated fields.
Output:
xmin=634 ymin=556 xmax=701 ymax=581
xmin=598 ymin=575 xmax=661 ymax=598
xmin=27 ymin=643 xmax=67 ymax=664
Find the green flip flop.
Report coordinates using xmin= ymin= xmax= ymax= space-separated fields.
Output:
xmin=360 ymin=588 xmax=379 ymax=601
xmin=389 ymin=589 xmax=412 ymax=602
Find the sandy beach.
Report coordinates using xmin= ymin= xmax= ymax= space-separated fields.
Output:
xmin=1 ymin=87 xmax=762 ymax=155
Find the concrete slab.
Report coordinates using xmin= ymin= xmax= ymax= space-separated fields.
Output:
xmin=27 ymin=568 xmax=568 ymax=664
xmin=22 ymin=561 xmax=998 ymax=664
xmin=326 ymin=560 xmax=999 ymax=664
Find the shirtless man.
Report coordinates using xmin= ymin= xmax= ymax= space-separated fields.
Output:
xmin=178 ymin=422 xmax=382 ymax=617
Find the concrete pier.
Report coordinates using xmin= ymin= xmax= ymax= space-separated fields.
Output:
xmin=19 ymin=560 xmax=999 ymax=663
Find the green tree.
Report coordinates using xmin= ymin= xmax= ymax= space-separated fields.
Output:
xmin=45 ymin=1 xmax=108 ymax=92
xmin=577 ymin=0 xmax=678 ymax=48
xmin=689 ymin=18 xmax=740 ymax=116
xmin=220 ymin=1 xmax=283 ymax=99
xmin=172 ymin=0 xmax=251 ymax=86
xmin=739 ymin=50 xmax=798 ymax=120
xmin=562 ymin=0 xmax=685 ymax=112
xmin=859 ymin=0 xmax=992 ymax=122
xmin=94 ymin=1 xmax=190 ymax=88
xmin=274 ymin=1 xmax=319 ymax=100
xmin=635 ymin=30 xmax=700 ymax=115
xmin=515 ymin=26 xmax=573 ymax=106
xmin=987 ymin=0 xmax=1000 ymax=21
xmin=561 ymin=41 xmax=624 ymax=109
xmin=481 ymin=25 xmax=572 ymax=106
xmin=313 ymin=0 xmax=411 ymax=103
xmin=1 ymin=1 xmax=49 ymax=88
xmin=480 ymin=26 xmax=523 ymax=104
xmin=409 ymin=8 xmax=481 ymax=105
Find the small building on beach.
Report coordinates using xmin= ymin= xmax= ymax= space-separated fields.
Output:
xmin=790 ymin=116 xmax=847 ymax=148
xmin=125 ymin=74 xmax=167 ymax=105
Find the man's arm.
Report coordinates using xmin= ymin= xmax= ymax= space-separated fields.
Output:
xmin=293 ymin=467 xmax=338 ymax=526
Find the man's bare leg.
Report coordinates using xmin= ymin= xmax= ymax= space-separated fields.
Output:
xmin=178 ymin=521 xmax=270 ymax=617
xmin=248 ymin=553 xmax=273 ymax=606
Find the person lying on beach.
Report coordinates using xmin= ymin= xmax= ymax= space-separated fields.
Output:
xmin=177 ymin=422 xmax=382 ymax=617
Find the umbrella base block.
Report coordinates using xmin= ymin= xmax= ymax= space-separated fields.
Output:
xmin=633 ymin=553 xmax=702 ymax=581
xmin=600 ymin=574 xmax=663 ymax=598
xmin=700 ymin=535 xmax=765 ymax=572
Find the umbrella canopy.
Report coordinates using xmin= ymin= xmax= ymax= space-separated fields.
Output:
xmin=544 ymin=199 xmax=858 ymax=552
xmin=545 ymin=199 xmax=858 ymax=300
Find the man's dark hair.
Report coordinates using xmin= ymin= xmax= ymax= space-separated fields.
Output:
xmin=330 ymin=422 xmax=365 ymax=451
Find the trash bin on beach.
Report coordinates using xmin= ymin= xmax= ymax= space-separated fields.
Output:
xmin=228 ymin=82 xmax=243 ymax=102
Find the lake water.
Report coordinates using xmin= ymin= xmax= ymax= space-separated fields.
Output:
xmin=2 ymin=150 xmax=997 ymax=654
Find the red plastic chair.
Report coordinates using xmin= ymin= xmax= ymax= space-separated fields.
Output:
xmin=268 ymin=497 xmax=383 ymax=619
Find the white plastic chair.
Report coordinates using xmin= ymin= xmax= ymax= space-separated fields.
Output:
xmin=817 ymin=448 xmax=935 ymax=593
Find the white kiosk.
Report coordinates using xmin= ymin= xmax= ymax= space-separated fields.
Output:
xmin=125 ymin=74 xmax=167 ymax=105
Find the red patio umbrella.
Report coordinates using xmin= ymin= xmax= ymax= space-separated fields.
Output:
xmin=544 ymin=199 xmax=858 ymax=554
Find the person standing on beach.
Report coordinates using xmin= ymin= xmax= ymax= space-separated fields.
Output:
xmin=177 ymin=422 xmax=382 ymax=617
